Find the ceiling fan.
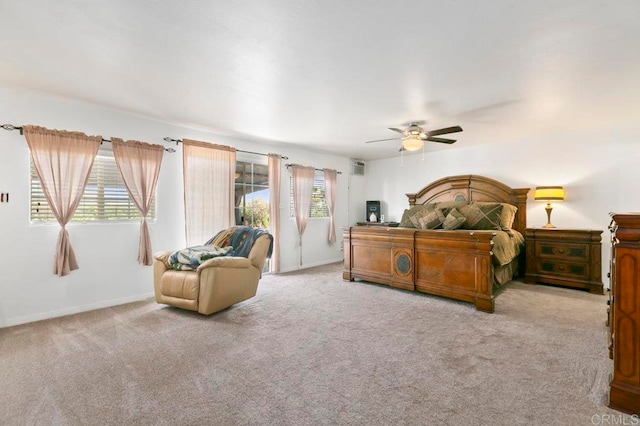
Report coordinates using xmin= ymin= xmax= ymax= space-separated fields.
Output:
xmin=365 ymin=121 xmax=463 ymax=151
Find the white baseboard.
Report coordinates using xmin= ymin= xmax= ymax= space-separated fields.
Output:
xmin=1 ymin=292 xmax=155 ymax=328
xmin=278 ymin=258 xmax=343 ymax=274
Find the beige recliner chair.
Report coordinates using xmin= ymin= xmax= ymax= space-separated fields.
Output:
xmin=153 ymin=231 xmax=272 ymax=315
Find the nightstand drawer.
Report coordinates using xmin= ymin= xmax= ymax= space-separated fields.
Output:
xmin=536 ymin=242 xmax=589 ymax=261
xmin=538 ymin=259 xmax=589 ymax=279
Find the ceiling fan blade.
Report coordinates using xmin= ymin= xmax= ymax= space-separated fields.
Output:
xmin=426 ymin=126 xmax=463 ymax=137
xmin=365 ymin=137 xmax=401 ymax=144
xmin=425 ymin=136 xmax=456 ymax=144
xmin=388 ymin=127 xmax=405 ymax=134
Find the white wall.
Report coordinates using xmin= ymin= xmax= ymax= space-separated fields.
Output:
xmin=363 ymin=128 xmax=640 ymax=288
xmin=3 ymin=85 xmax=635 ymax=326
xmin=0 ymin=87 xmax=349 ymax=327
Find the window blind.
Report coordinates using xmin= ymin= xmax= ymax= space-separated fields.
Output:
xmin=30 ymin=152 xmax=156 ymax=223
xmin=289 ymin=172 xmax=329 ymax=218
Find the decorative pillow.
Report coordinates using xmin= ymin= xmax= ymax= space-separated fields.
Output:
xmin=472 ymin=202 xmax=518 ymax=230
xmin=418 ymin=208 xmax=444 ymax=229
xmin=400 ymin=207 xmax=418 ymax=228
xmin=442 ymin=207 xmax=466 ymax=230
xmin=499 ymin=203 xmax=518 ymax=230
xmin=436 ymin=200 xmax=468 ymax=210
xmin=459 ymin=203 xmax=503 ymax=230
xmin=408 ymin=203 xmax=438 ymax=228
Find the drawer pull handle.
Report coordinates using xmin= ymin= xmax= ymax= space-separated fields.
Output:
xmin=559 ymin=249 xmax=565 ymax=253
xmin=559 ymin=266 xmax=564 ymax=270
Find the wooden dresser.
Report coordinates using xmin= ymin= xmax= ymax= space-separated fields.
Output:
xmin=524 ymin=228 xmax=603 ymax=294
xmin=608 ymin=213 xmax=640 ymax=415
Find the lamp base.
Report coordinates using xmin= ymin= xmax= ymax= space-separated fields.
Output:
xmin=543 ymin=202 xmax=556 ymax=228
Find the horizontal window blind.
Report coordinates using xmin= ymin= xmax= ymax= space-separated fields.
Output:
xmin=30 ymin=152 xmax=156 ymax=223
xmin=289 ymin=173 xmax=329 ymax=218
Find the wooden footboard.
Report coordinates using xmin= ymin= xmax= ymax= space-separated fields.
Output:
xmin=414 ymin=229 xmax=495 ymax=312
xmin=343 ymin=227 xmax=496 ymax=313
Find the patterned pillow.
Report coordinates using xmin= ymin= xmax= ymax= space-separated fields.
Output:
xmin=418 ymin=208 xmax=444 ymax=229
xmin=408 ymin=203 xmax=438 ymax=228
xmin=472 ymin=202 xmax=517 ymax=230
xmin=442 ymin=207 xmax=466 ymax=230
xmin=400 ymin=207 xmax=419 ymax=228
xmin=459 ymin=203 xmax=504 ymax=230
xmin=436 ymin=200 xmax=468 ymax=210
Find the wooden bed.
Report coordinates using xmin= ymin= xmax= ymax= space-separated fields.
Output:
xmin=343 ymin=175 xmax=530 ymax=313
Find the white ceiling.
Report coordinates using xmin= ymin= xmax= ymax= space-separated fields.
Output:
xmin=1 ymin=1 xmax=639 ymax=160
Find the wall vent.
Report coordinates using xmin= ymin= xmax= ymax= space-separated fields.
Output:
xmin=351 ymin=159 xmax=365 ymax=176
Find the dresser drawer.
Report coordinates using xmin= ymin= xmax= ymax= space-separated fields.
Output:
xmin=538 ymin=259 xmax=589 ymax=279
xmin=535 ymin=242 xmax=589 ymax=261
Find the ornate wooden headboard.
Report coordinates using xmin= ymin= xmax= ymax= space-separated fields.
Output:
xmin=405 ymin=174 xmax=530 ymax=236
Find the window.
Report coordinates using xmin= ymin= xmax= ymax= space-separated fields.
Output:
xmin=235 ymin=160 xmax=269 ymax=229
xmin=289 ymin=172 xmax=329 ymax=218
xmin=235 ymin=159 xmax=271 ymax=273
xmin=30 ymin=150 xmax=156 ymax=223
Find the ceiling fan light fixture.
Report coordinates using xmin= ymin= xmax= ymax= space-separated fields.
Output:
xmin=402 ymin=135 xmax=424 ymax=151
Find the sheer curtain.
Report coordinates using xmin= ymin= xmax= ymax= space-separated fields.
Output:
xmin=112 ymin=138 xmax=164 ymax=265
xmin=23 ymin=125 xmax=102 ymax=276
xmin=182 ymin=139 xmax=236 ymax=246
xmin=292 ymin=165 xmax=315 ymax=265
xmin=323 ymin=168 xmax=337 ymax=243
xmin=268 ymin=154 xmax=282 ymax=273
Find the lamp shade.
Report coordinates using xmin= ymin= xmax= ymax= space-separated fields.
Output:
xmin=402 ymin=135 xmax=424 ymax=151
xmin=534 ymin=186 xmax=565 ymax=201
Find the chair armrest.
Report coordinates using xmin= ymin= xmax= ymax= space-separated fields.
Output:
xmin=197 ymin=256 xmax=252 ymax=271
xmin=153 ymin=251 xmax=172 ymax=268
xmin=154 ymin=251 xmax=171 ymax=262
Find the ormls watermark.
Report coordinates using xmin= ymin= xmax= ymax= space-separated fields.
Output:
xmin=591 ymin=414 xmax=640 ymax=425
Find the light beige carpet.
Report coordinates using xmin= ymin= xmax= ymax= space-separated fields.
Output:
xmin=0 ymin=263 xmax=625 ymax=425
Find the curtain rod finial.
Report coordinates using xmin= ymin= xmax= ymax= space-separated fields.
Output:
xmin=1 ymin=123 xmax=23 ymax=134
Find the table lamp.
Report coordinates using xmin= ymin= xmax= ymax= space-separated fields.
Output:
xmin=534 ymin=186 xmax=565 ymax=228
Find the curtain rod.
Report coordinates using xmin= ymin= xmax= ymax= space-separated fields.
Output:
xmin=285 ymin=163 xmax=342 ymax=174
xmin=2 ymin=124 xmax=176 ymax=153
xmin=163 ymin=137 xmax=288 ymax=160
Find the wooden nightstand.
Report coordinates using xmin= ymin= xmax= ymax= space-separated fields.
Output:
xmin=524 ymin=228 xmax=603 ymax=294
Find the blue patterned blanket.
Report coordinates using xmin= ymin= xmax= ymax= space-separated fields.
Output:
xmin=168 ymin=245 xmax=233 ymax=271
xmin=167 ymin=227 xmax=273 ymax=271
xmin=205 ymin=226 xmax=273 ymax=259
